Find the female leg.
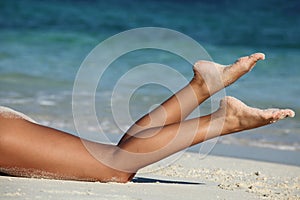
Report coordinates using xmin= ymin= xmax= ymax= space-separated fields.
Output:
xmin=119 ymin=53 xmax=266 ymax=143
xmin=0 ymin=53 xmax=295 ymax=182
xmin=113 ymin=96 xmax=294 ymax=173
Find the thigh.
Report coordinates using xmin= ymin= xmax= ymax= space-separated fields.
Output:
xmin=0 ymin=116 xmax=126 ymax=182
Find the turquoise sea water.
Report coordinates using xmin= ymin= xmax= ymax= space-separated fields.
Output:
xmin=0 ymin=0 xmax=299 ymax=158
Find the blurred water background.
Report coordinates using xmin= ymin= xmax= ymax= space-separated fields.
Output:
xmin=0 ymin=0 xmax=299 ymax=164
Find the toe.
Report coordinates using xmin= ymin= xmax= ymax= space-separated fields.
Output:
xmin=283 ymin=109 xmax=295 ymax=118
xmin=273 ymin=109 xmax=295 ymax=121
xmin=246 ymin=53 xmax=265 ymax=69
xmin=249 ymin=53 xmax=265 ymax=61
xmin=279 ymin=112 xmax=288 ymax=120
xmin=232 ymin=52 xmax=265 ymax=72
xmin=290 ymin=110 xmax=296 ymax=118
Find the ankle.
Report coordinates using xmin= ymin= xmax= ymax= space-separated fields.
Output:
xmin=189 ymin=79 xmax=210 ymax=100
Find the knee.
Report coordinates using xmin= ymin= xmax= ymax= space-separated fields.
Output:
xmin=119 ymin=172 xmax=135 ymax=183
xmin=88 ymin=147 xmax=136 ymax=183
xmin=96 ymin=146 xmax=137 ymax=183
xmin=107 ymin=169 xmax=135 ymax=183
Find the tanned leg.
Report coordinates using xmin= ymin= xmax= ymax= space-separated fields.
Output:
xmin=0 ymin=53 xmax=294 ymax=183
xmin=0 ymin=116 xmax=130 ymax=183
xmin=119 ymin=53 xmax=265 ymax=144
xmin=112 ymin=97 xmax=295 ymax=173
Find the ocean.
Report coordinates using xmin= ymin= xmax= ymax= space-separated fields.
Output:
xmin=0 ymin=0 xmax=299 ymax=164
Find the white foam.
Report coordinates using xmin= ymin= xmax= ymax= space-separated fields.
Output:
xmin=0 ymin=106 xmax=37 ymax=124
xmin=38 ymin=100 xmax=56 ymax=106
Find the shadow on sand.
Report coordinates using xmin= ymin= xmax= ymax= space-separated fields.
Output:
xmin=0 ymin=173 xmax=203 ymax=185
xmin=132 ymin=177 xmax=204 ymax=185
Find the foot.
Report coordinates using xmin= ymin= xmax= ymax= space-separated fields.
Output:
xmin=214 ymin=96 xmax=295 ymax=135
xmin=193 ymin=53 xmax=265 ymax=95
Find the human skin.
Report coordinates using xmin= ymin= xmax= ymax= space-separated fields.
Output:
xmin=0 ymin=53 xmax=295 ymax=182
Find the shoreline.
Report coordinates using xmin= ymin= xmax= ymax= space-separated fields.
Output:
xmin=1 ymin=152 xmax=299 ymax=199
xmin=189 ymin=142 xmax=300 ymax=166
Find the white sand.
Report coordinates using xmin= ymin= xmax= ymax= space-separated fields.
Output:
xmin=0 ymin=106 xmax=37 ymax=123
xmin=1 ymin=152 xmax=299 ymax=200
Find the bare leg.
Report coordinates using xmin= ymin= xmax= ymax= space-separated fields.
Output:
xmin=0 ymin=116 xmax=130 ymax=182
xmin=0 ymin=53 xmax=294 ymax=183
xmin=119 ymin=53 xmax=265 ymax=144
xmin=0 ymin=97 xmax=294 ymax=182
xmin=113 ymin=97 xmax=295 ymax=173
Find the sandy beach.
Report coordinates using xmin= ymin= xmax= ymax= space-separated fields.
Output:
xmin=1 ymin=152 xmax=299 ymax=200
xmin=1 ymin=1 xmax=300 ymax=200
